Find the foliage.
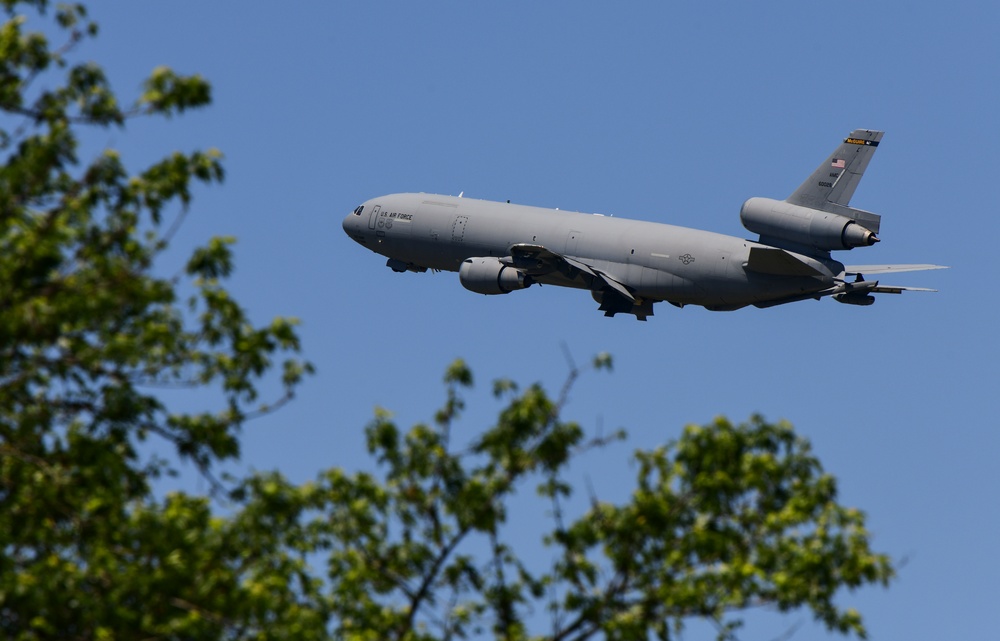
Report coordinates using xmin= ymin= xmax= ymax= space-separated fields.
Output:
xmin=0 ymin=3 xmax=894 ymax=640
xmin=309 ymin=359 xmax=894 ymax=641
xmin=0 ymin=2 xmax=312 ymax=638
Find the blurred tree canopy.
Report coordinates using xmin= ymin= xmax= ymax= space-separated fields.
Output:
xmin=0 ymin=3 xmax=894 ymax=640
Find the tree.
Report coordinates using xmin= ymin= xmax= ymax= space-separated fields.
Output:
xmin=303 ymin=358 xmax=894 ymax=640
xmin=1 ymin=2 xmax=315 ymax=638
xmin=0 ymin=3 xmax=894 ymax=639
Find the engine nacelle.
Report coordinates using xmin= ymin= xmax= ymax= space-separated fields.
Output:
xmin=459 ymin=257 xmax=533 ymax=295
xmin=741 ymin=197 xmax=878 ymax=251
xmin=833 ymin=292 xmax=876 ymax=306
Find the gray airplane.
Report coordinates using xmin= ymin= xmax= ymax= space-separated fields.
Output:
xmin=343 ymin=129 xmax=945 ymax=320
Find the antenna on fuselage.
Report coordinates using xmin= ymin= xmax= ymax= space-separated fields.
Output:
xmin=458 ymin=191 xmax=464 ymax=198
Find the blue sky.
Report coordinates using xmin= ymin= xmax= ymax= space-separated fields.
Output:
xmin=61 ymin=2 xmax=1000 ymax=638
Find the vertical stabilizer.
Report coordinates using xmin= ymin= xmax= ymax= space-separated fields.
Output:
xmin=788 ymin=129 xmax=883 ymax=209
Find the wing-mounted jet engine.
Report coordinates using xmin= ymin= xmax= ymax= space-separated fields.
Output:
xmin=458 ymin=257 xmax=533 ymax=295
xmin=741 ymin=129 xmax=885 ymax=254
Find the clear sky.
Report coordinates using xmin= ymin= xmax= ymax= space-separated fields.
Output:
xmin=64 ymin=2 xmax=1000 ymax=638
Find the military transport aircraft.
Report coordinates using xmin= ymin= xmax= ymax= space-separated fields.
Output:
xmin=343 ymin=129 xmax=945 ymax=320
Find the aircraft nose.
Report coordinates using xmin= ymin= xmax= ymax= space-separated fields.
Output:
xmin=343 ymin=205 xmax=362 ymax=234
xmin=343 ymin=205 xmax=367 ymax=244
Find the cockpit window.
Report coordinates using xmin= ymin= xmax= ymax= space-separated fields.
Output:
xmin=353 ymin=205 xmax=364 ymax=216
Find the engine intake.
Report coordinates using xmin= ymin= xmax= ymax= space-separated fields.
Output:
xmin=459 ymin=257 xmax=533 ymax=295
xmin=741 ymin=197 xmax=878 ymax=251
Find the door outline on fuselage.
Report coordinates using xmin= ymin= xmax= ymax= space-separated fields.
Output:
xmin=566 ymin=230 xmax=582 ymax=256
xmin=368 ymin=205 xmax=382 ymax=230
xmin=452 ymin=215 xmax=468 ymax=242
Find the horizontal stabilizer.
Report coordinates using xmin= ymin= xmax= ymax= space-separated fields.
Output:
xmin=844 ymin=264 xmax=948 ymax=276
xmin=745 ymin=247 xmax=824 ymax=277
xmin=755 ymin=274 xmax=940 ymax=308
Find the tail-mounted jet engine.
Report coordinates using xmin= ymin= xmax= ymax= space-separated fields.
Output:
xmin=740 ymin=197 xmax=878 ymax=251
xmin=459 ymin=257 xmax=533 ymax=295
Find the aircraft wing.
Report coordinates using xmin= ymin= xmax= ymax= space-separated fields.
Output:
xmin=843 ymin=264 xmax=949 ymax=276
xmin=505 ymin=243 xmax=635 ymax=301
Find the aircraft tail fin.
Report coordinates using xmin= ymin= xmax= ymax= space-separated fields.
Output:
xmin=786 ymin=129 xmax=884 ymax=233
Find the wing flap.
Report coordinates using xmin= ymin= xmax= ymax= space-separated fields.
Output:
xmin=508 ymin=243 xmax=635 ymax=302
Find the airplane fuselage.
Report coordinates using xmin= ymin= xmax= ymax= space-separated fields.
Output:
xmin=343 ymin=130 xmax=942 ymax=320
xmin=342 ymin=193 xmax=845 ymax=311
